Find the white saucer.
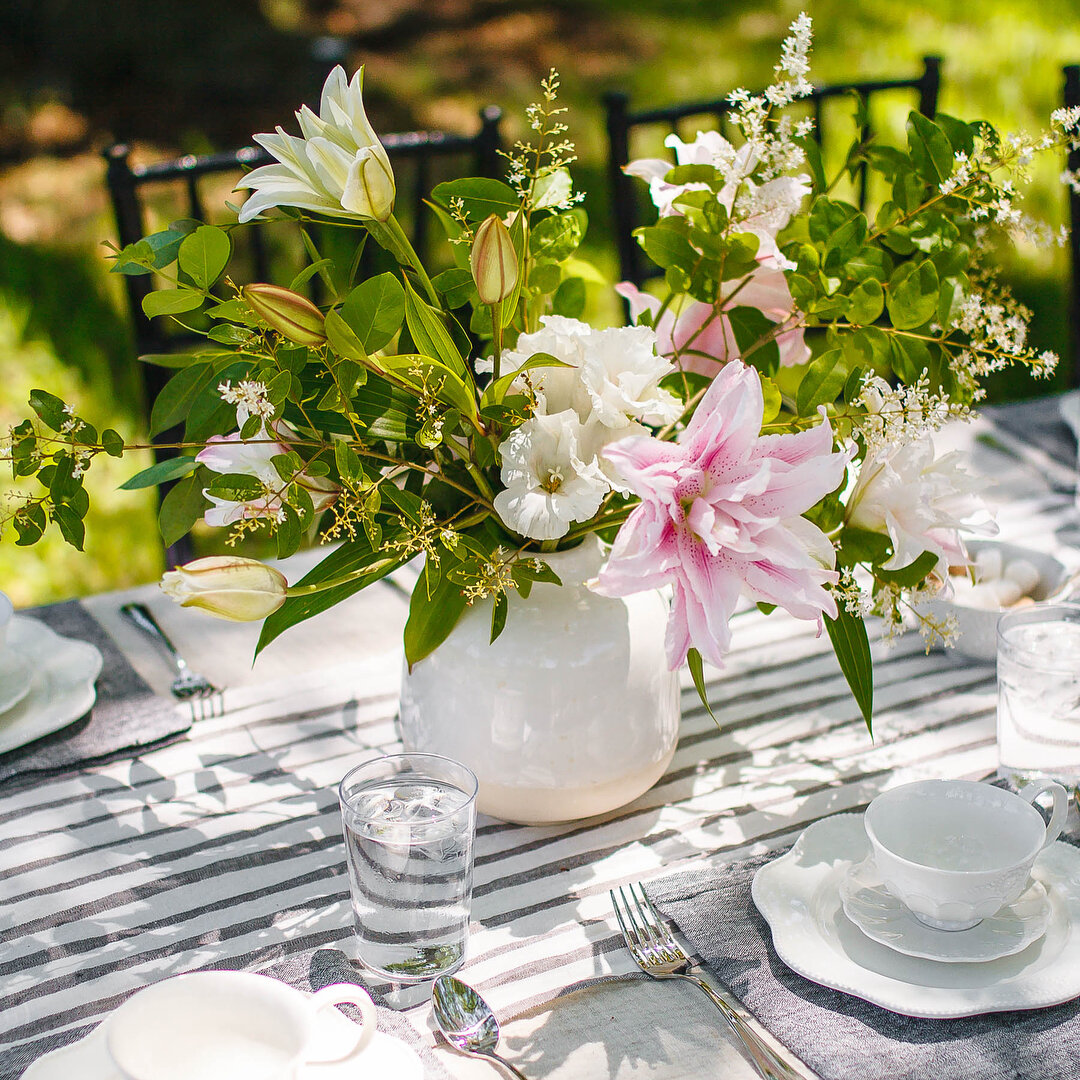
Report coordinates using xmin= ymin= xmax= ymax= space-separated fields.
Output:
xmin=22 ymin=997 xmax=422 ymax=1080
xmin=840 ymin=855 xmax=1052 ymax=963
xmin=0 ymin=647 xmax=33 ymax=714
xmin=752 ymin=814 xmax=1080 ymax=1018
xmin=0 ymin=616 xmax=103 ymax=756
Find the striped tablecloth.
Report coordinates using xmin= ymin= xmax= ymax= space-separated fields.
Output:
xmin=2 ymin=396 xmax=1078 ymax=1079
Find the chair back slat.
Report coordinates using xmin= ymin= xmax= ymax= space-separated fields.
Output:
xmin=604 ymin=56 xmax=944 ymax=292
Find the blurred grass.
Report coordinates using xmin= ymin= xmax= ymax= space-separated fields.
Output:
xmin=2 ymin=0 xmax=1079 ymax=605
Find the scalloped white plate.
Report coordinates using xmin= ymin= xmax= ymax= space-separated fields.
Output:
xmin=22 ymin=993 xmax=422 ymax=1080
xmin=0 ymin=617 xmax=102 ymax=755
xmin=752 ymin=814 xmax=1080 ymax=1017
xmin=840 ymin=855 xmax=1051 ymax=963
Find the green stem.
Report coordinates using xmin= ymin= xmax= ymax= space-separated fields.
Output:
xmin=285 ymin=556 xmax=401 ymax=597
xmin=378 ymin=214 xmax=440 ymax=306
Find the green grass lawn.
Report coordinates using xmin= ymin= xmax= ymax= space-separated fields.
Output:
xmin=2 ymin=0 xmax=1079 ymax=606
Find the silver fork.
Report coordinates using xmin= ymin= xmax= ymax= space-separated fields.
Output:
xmin=610 ymin=883 xmax=812 ymax=1080
xmin=120 ymin=603 xmax=224 ymax=719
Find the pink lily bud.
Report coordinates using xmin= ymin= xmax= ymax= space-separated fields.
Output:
xmin=242 ymin=284 xmax=326 ymax=346
xmin=161 ymin=556 xmax=287 ymax=621
xmin=470 ymin=214 xmax=518 ymax=305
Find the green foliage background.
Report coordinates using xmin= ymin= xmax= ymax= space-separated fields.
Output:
xmin=2 ymin=0 xmax=1079 ymax=606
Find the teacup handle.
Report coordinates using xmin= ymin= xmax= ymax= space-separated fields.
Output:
xmin=1017 ymin=780 xmax=1069 ymax=849
xmin=304 ymin=983 xmax=377 ymax=1064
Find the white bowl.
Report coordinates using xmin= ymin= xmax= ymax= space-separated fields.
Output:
xmin=923 ymin=540 xmax=1069 ymax=662
xmin=0 ymin=591 xmax=12 ymax=650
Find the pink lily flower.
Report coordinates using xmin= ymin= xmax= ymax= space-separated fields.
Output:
xmin=616 ymin=268 xmax=810 ymax=375
xmin=594 ymin=361 xmax=848 ymax=670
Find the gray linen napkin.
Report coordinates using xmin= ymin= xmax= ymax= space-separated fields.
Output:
xmin=649 ymin=843 xmax=1080 ymax=1080
xmin=0 ymin=600 xmax=189 ymax=785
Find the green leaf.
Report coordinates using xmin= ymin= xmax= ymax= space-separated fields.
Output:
xmin=530 ymin=210 xmax=585 ymax=264
xmin=150 ymin=363 xmax=214 ymax=436
xmin=490 ymin=591 xmax=508 ymax=643
xmin=14 ymin=502 xmax=47 ymax=545
xmin=324 ymin=308 xmax=369 ymax=362
xmin=142 ymin=288 xmax=205 ymax=319
xmin=432 ymin=267 xmax=476 ymax=309
xmin=403 ymin=565 xmax=469 ymax=669
xmin=637 ymin=218 xmax=698 ymax=272
xmin=381 ymin=354 xmax=480 ymax=426
xmin=52 ymin=503 xmax=85 ymax=550
xmin=258 ymin=539 xmax=407 ymax=654
xmin=796 ymin=348 xmax=847 ymax=414
xmin=289 ymin=258 xmax=335 ymax=292
xmin=28 ymin=389 xmax=66 ymax=431
xmin=875 ymin=549 xmax=939 ymax=588
xmin=178 ymin=225 xmax=231 ymax=290
xmin=727 ymin=307 xmax=780 ymax=377
xmin=760 ymin=376 xmax=782 ymax=424
xmin=206 ymin=472 xmax=265 ymax=501
xmin=158 ymin=473 xmax=208 ymax=548
xmin=686 ymin=647 xmax=718 ymax=725
xmin=822 ymin=212 xmax=868 ymax=275
xmin=885 ymin=260 xmax=939 ymax=330
xmin=552 ymin=277 xmax=585 ymax=319
xmin=808 ymin=198 xmax=859 ymax=245
xmin=430 ymin=177 xmax=520 ymax=221
xmin=119 ymin=456 xmax=199 ymax=490
xmin=341 ymin=273 xmax=406 ymax=353
xmin=480 ymin=351 xmax=571 ymax=409
xmin=824 ymin=606 xmax=874 ymax=735
xmin=402 ymin=279 xmax=467 ymax=377
xmin=907 ymin=112 xmax=954 ymax=185
xmin=847 ymin=278 xmax=884 ymax=325
xmin=276 ymin=504 xmax=302 ymax=560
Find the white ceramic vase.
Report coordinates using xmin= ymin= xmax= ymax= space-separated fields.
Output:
xmin=398 ymin=537 xmax=681 ymax=825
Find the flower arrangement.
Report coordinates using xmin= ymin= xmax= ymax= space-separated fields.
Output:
xmin=3 ymin=16 xmax=1075 ymax=728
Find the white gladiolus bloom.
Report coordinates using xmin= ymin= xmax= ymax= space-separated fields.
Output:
xmin=493 ymin=411 xmax=609 ymax=541
xmin=237 ymin=66 xmax=395 ymax=224
xmin=845 ymin=436 xmax=998 ymax=571
xmin=498 ymin=316 xmax=679 ymax=429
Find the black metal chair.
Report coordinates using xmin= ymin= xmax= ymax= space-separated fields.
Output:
xmin=603 ymin=57 xmax=942 ymax=291
xmin=1062 ymin=65 xmax=1080 ymax=389
xmin=103 ymin=107 xmax=503 ymax=563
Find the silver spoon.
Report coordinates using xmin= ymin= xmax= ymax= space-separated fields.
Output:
xmin=432 ymin=974 xmax=527 ymax=1079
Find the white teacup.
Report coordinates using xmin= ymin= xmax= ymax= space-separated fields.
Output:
xmin=104 ymin=972 xmax=377 ymax=1080
xmin=0 ymin=591 xmax=12 ymax=650
xmin=864 ymin=778 xmax=1068 ymax=931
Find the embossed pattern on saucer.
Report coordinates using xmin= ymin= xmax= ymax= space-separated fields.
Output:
xmin=0 ymin=648 xmax=34 ymax=715
xmin=841 ymin=855 xmax=1052 ymax=963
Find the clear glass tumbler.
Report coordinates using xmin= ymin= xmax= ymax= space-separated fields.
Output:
xmin=338 ymin=753 xmax=477 ymax=982
xmin=997 ymin=604 xmax=1080 ymax=784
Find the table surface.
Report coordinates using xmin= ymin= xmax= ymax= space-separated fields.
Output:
xmin=2 ymin=395 xmax=1078 ymax=1080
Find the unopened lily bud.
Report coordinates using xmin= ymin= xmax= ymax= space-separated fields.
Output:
xmin=342 ymin=145 xmax=396 ymax=222
xmin=242 ymin=284 xmax=326 ymax=345
xmin=470 ymin=214 xmax=518 ymax=305
xmin=161 ymin=556 xmax=287 ymax=621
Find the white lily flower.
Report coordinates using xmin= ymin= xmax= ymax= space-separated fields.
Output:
xmin=845 ymin=436 xmax=998 ymax=571
xmin=162 ymin=557 xmax=287 ymax=621
xmin=493 ymin=411 xmax=609 ymax=541
xmin=237 ymin=66 xmax=395 ymax=224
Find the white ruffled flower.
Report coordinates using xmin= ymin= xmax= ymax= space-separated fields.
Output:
xmin=237 ymin=66 xmax=395 ymax=224
xmin=845 ymin=436 xmax=998 ymax=571
xmin=493 ymin=411 xmax=609 ymax=541
xmin=500 ymin=316 xmax=679 ymax=429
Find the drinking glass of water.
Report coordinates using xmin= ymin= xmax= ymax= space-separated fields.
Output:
xmin=997 ymin=604 xmax=1080 ymax=785
xmin=338 ymin=753 xmax=477 ymax=982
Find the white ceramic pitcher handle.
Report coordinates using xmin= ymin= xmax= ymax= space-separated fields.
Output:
xmin=1018 ymin=780 xmax=1069 ymax=848
xmin=306 ymin=983 xmax=377 ymax=1064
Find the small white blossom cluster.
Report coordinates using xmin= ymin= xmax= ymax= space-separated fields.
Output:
xmin=502 ymin=70 xmax=584 ymax=213
xmin=725 ymin=13 xmax=815 ymax=180
xmin=491 ymin=316 xmax=680 ymax=541
xmin=218 ymin=379 xmax=274 ymax=424
xmin=853 ymin=374 xmax=967 ymax=457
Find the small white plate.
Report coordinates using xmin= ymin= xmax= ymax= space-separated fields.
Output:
xmin=22 ymin=995 xmax=422 ymax=1080
xmin=752 ymin=814 xmax=1080 ymax=1018
xmin=0 ymin=616 xmax=102 ymax=756
xmin=840 ymin=855 xmax=1052 ymax=963
xmin=0 ymin=647 xmax=34 ymax=715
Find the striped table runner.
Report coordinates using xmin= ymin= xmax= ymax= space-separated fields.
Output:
xmin=2 ymin=399 xmax=1077 ymax=1078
